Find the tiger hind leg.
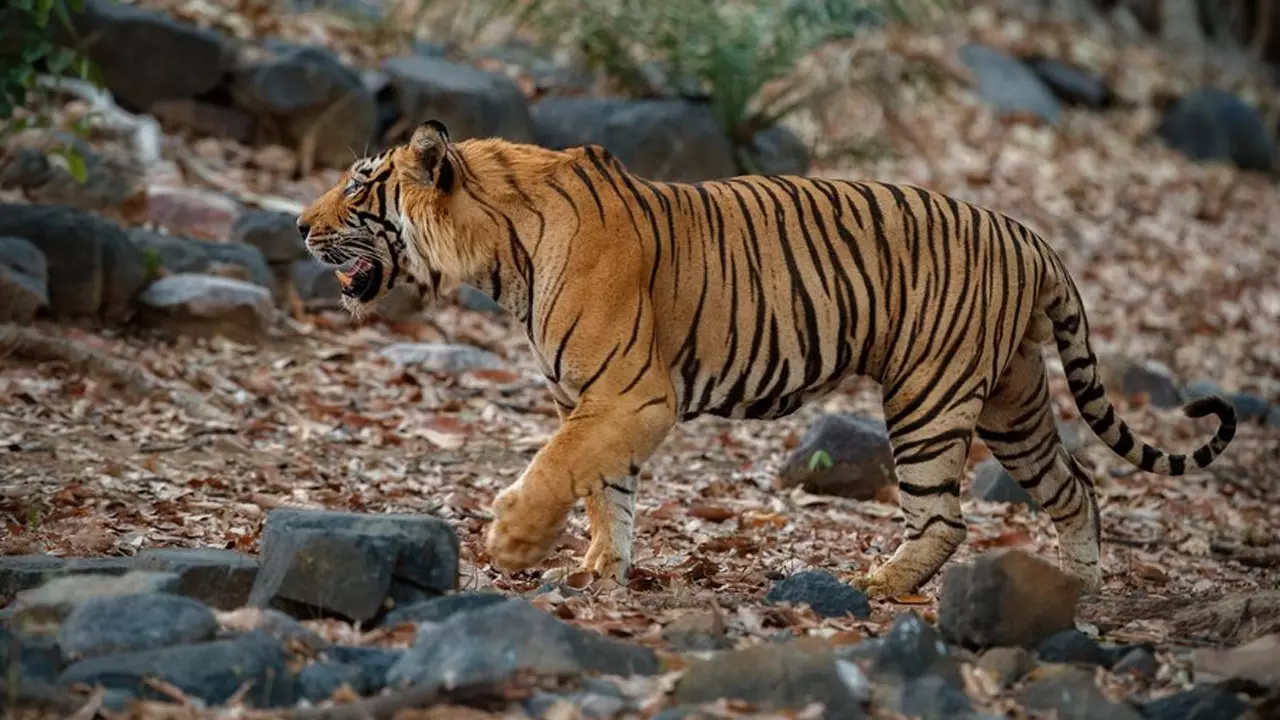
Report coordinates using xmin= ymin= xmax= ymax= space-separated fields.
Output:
xmin=856 ymin=389 xmax=982 ymax=598
xmin=976 ymin=342 xmax=1102 ymax=593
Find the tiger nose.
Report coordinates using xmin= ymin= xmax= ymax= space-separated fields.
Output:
xmin=296 ymin=219 xmax=310 ymax=241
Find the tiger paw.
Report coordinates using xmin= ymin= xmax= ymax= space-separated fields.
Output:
xmin=853 ymin=567 xmax=922 ymax=600
xmin=484 ymin=482 xmax=569 ymax=574
xmin=582 ymin=537 xmax=631 ymax=584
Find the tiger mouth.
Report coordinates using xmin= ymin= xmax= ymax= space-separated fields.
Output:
xmin=334 ymin=257 xmax=383 ymax=302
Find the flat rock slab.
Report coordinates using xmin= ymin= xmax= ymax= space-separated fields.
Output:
xmin=10 ymin=570 xmax=182 ymax=624
xmin=248 ymin=508 xmax=459 ymax=622
xmin=59 ymin=592 xmax=219 ymax=662
xmin=672 ymin=637 xmax=868 ymax=717
xmin=132 ymin=548 xmax=259 ymax=610
xmin=381 ymin=590 xmax=510 ymax=627
xmin=1 ymin=555 xmax=138 ymax=599
xmin=387 ymin=598 xmax=660 ymax=690
xmin=57 ymin=631 xmax=295 ymax=708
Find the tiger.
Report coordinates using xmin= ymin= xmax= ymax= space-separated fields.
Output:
xmin=296 ymin=119 xmax=1237 ymax=599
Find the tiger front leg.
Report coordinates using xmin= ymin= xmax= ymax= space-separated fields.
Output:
xmin=485 ymin=392 xmax=674 ymax=578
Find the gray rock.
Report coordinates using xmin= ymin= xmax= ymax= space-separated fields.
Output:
xmin=298 ymin=661 xmax=365 ymax=701
xmin=958 ymin=43 xmax=1062 ymax=125
xmin=0 ymin=203 xmax=148 ymax=321
xmin=378 ymin=342 xmax=506 ymax=373
xmin=976 ymin=646 xmax=1035 ymax=687
xmin=292 ymin=257 xmax=343 ymax=309
xmin=881 ymin=672 xmax=973 ymax=718
xmin=0 ymin=235 xmax=49 ymax=323
xmin=0 ymin=555 xmax=137 ymax=599
xmin=325 ymin=645 xmax=402 ymax=693
xmin=132 ymin=548 xmax=259 ymax=610
xmin=671 ymin=638 xmax=867 ymax=717
xmin=67 ymin=0 xmax=231 ymax=111
xmin=970 ymin=457 xmax=1037 ymax=507
xmin=776 ymin=413 xmax=895 ymax=501
xmin=1035 ymin=629 xmax=1108 ymax=666
xmin=387 ymin=598 xmax=659 ymax=690
xmin=938 ymin=549 xmax=1082 ymax=650
xmin=870 ymin=611 xmax=964 ymax=684
xmin=1158 ymin=88 xmax=1277 ymax=173
xmin=135 ymin=273 xmax=276 ymax=343
xmin=1017 ymin=666 xmax=1144 ymax=720
xmin=661 ymin=610 xmax=731 ymax=653
xmin=1182 ymin=378 xmax=1226 ymax=401
xmin=0 ymin=130 xmax=144 ymax=211
xmin=532 ymin=98 xmax=738 ymax=182
xmin=59 ymin=592 xmax=219 ymax=661
xmin=1111 ymin=647 xmax=1158 ymax=680
xmin=382 ymin=55 xmax=534 ymax=142
xmin=381 ymin=590 xmax=510 ymax=627
xmin=1114 ymin=358 xmax=1182 ymax=409
xmin=1141 ymin=683 xmax=1250 ymax=720
xmin=1026 ymin=57 xmax=1110 ymax=108
xmin=129 ymin=230 xmax=274 ymax=290
xmin=230 ymin=210 xmax=306 ymax=265
xmin=1226 ymin=392 xmax=1271 ymax=424
xmin=741 ymin=124 xmax=811 ymax=176
xmin=1 ymin=625 xmax=65 ymax=685
xmin=58 ymin=631 xmax=295 ymax=708
xmin=765 ymin=570 xmax=871 ymax=619
xmin=456 ymin=284 xmax=502 ymax=313
xmin=231 ymin=45 xmax=378 ymax=169
xmin=248 ymin=509 xmax=459 ymax=623
xmin=10 ymin=569 xmax=182 ymax=621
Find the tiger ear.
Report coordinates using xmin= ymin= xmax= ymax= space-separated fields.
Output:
xmin=408 ymin=120 xmax=453 ymax=191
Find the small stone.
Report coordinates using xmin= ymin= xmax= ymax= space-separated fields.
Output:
xmin=136 ymin=273 xmax=275 ymax=343
xmin=671 ymin=637 xmax=867 ymax=717
xmin=775 ymin=413 xmax=895 ymax=501
xmin=378 ymin=342 xmax=506 ymax=373
xmin=221 ymin=607 xmax=329 ymax=652
xmin=871 ymin=612 xmax=959 ymax=681
xmin=230 ymin=210 xmax=306 ymax=265
xmin=662 ymin=609 xmax=731 ymax=652
xmin=58 ymin=631 xmax=294 ymax=708
xmin=1018 ymin=666 xmax=1144 ymax=720
xmin=1036 ymin=629 xmax=1108 ymax=667
xmin=387 ymin=599 xmax=659 ymax=690
xmin=456 ymin=284 xmax=502 ymax=313
xmin=130 ymin=229 xmax=274 ymax=289
xmin=1182 ymin=378 xmax=1225 ymax=401
xmin=1026 ymin=57 xmax=1110 ymax=108
xmin=970 ymin=457 xmax=1037 ymax=507
xmin=381 ymin=590 xmax=510 ymax=627
xmin=132 ymin=548 xmax=258 ymax=610
xmin=1 ymin=625 xmax=65 ymax=685
xmin=765 ymin=569 xmax=871 ymax=619
xmin=299 ymin=661 xmax=366 ymax=701
xmin=1141 ymin=684 xmax=1250 ymax=720
xmin=740 ymin=124 xmax=810 ymax=176
xmin=938 ymin=548 xmax=1082 ymax=650
xmin=292 ymin=256 xmax=344 ymax=309
xmin=59 ymin=592 xmax=219 ymax=661
xmin=1111 ymin=647 xmax=1159 ymax=680
xmin=1113 ymin=358 xmax=1182 ymax=409
xmin=977 ymin=646 xmax=1036 ymax=687
xmin=1158 ymin=88 xmax=1277 ymax=172
xmin=1226 ymin=393 xmax=1272 ymax=424
xmin=883 ymin=673 xmax=973 ymax=718
xmin=326 ymin=645 xmax=402 ymax=694
xmin=249 ymin=509 xmax=460 ymax=622
xmin=958 ymin=44 xmax=1062 ymax=125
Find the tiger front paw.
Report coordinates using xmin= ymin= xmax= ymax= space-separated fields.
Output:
xmin=484 ymin=481 xmax=569 ymax=574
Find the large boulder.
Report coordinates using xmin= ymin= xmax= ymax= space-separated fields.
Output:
xmin=382 ymin=55 xmax=535 ymax=142
xmin=134 ymin=273 xmax=276 ymax=343
xmin=958 ymin=43 xmax=1061 ymax=125
xmin=231 ymin=44 xmax=378 ymax=170
xmin=67 ymin=0 xmax=232 ymax=112
xmin=0 ymin=204 xmax=148 ymax=322
xmin=531 ymin=98 xmax=738 ymax=182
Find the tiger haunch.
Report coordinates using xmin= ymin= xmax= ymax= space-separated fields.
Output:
xmin=297 ymin=119 xmax=1236 ymax=598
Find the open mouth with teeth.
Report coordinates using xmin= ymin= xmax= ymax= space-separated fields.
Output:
xmin=334 ymin=257 xmax=383 ymax=302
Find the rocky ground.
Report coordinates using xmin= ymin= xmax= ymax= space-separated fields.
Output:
xmin=3 ymin=1 xmax=1280 ymax=719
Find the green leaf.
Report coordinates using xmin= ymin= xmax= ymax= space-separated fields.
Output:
xmin=807 ymin=449 xmax=834 ymax=472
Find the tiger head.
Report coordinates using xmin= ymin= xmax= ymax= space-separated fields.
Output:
xmin=297 ymin=119 xmax=482 ymax=315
